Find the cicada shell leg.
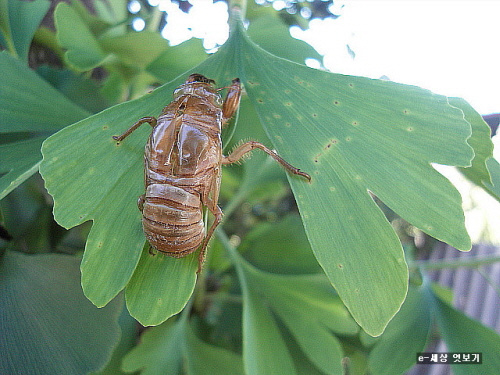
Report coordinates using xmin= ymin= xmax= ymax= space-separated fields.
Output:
xmin=196 ymin=205 xmax=223 ymax=273
xmin=148 ymin=245 xmax=157 ymax=256
xmin=137 ymin=194 xmax=145 ymax=211
xmin=223 ymin=141 xmax=311 ymax=182
xmin=112 ymin=116 xmax=158 ymax=142
xmin=221 ymin=78 xmax=242 ymax=125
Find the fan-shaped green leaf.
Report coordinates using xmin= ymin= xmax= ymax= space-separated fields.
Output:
xmin=0 ymin=51 xmax=90 ymax=133
xmin=483 ymin=157 xmax=500 ymax=201
xmin=368 ymin=284 xmax=432 ymax=375
xmin=41 ymin=96 xmax=167 ymax=307
xmin=40 ymin=13 xmax=477 ymax=335
xmin=184 ymin=322 xmax=244 ymax=375
xmin=0 ymin=137 xmax=43 ymax=200
xmin=146 ymin=38 xmax=208 ymax=83
xmin=0 ymin=0 xmax=49 ymax=61
xmin=240 ymin=214 xmax=322 ymax=274
xmin=241 ymin=271 xmax=297 ymax=375
xmin=225 ymin=19 xmax=473 ymax=335
xmin=247 ymin=13 xmax=321 ymax=64
xmin=55 ymin=2 xmax=107 ymax=70
xmin=449 ymin=97 xmax=497 ymax=201
xmin=125 ymin=245 xmax=197 ymax=326
xmin=0 ymin=251 xmax=122 ymax=374
xmin=0 ymin=51 xmax=89 ymax=200
xmin=451 ymin=98 xmax=492 ymax=180
xmin=122 ymin=317 xmax=243 ymax=375
xmin=99 ymin=31 xmax=169 ymax=68
xmin=250 ymin=271 xmax=358 ymax=374
xmin=223 ymin=222 xmax=357 ymax=375
xmin=36 ymin=65 xmax=110 ymax=113
xmin=93 ymin=305 xmax=138 ymax=375
xmin=122 ymin=318 xmax=184 ymax=374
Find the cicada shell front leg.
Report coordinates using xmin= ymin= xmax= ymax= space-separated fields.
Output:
xmin=219 ymin=79 xmax=310 ymax=181
xmin=223 ymin=141 xmax=311 ymax=181
xmin=196 ymin=203 xmax=223 ymax=273
xmin=221 ymin=78 xmax=242 ymax=125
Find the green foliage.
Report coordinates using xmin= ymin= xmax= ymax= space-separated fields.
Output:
xmin=428 ymin=284 xmax=500 ymax=375
xmin=368 ymin=283 xmax=432 ymax=374
xmin=55 ymin=2 xmax=108 ymax=70
xmin=366 ymin=280 xmax=500 ymax=375
xmin=0 ymin=137 xmax=44 ymax=201
xmin=236 ymin=253 xmax=359 ymax=374
xmin=0 ymin=251 xmax=122 ymax=374
xmin=1 ymin=0 xmax=500 ymax=374
xmin=0 ymin=45 xmax=90 ymax=200
xmin=125 ymin=243 xmax=198 ymax=325
xmin=40 ymin=11 xmax=484 ymax=336
xmin=246 ymin=12 xmax=321 ymax=64
xmin=0 ymin=0 xmax=49 ymax=61
xmin=451 ymin=97 xmax=500 ymax=202
xmin=122 ymin=314 xmax=245 ymax=374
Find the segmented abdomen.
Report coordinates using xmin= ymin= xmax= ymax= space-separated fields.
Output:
xmin=141 ymin=183 xmax=205 ymax=257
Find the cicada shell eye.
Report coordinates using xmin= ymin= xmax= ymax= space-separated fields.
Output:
xmin=194 ymin=87 xmax=207 ymax=97
xmin=173 ymin=87 xmax=185 ymax=99
xmin=174 ymin=85 xmax=194 ymax=98
xmin=192 ymin=87 xmax=223 ymax=107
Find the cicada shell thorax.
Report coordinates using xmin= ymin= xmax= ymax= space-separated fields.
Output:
xmin=144 ymin=78 xmax=224 ymax=185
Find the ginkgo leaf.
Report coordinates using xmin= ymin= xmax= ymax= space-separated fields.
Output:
xmin=121 ymin=318 xmax=184 ymax=374
xmin=183 ymin=322 xmax=245 ymax=375
xmin=0 ymin=51 xmax=90 ymax=133
xmin=0 ymin=251 xmax=122 ymax=374
xmin=222 ymin=18 xmax=474 ymax=335
xmin=245 ymin=269 xmax=358 ymax=374
xmin=40 ymin=12 xmax=481 ymax=335
xmin=54 ymin=2 xmax=107 ymax=71
xmin=121 ymin=317 xmax=244 ymax=375
xmin=241 ymin=276 xmax=297 ymax=375
xmin=99 ymin=30 xmax=169 ymax=68
xmin=483 ymin=158 xmax=500 ymax=202
xmin=146 ymin=38 xmax=208 ymax=83
xmin=0 ymin=0 xmax=49 ymax=61
xmin=0 ymin=137 xmax=43 ymax=201
xmin=125 ymin=244 xmax=197 ymax=326
xmin=368 ymin=284 xmax=432 ymax=374
xmin=449 ymin=97 xmax=498 ymax=201
xmin=0 ymin=51 xmax=89 ymax=200
xmin=246 ymin=13 xmax=321 ymax=64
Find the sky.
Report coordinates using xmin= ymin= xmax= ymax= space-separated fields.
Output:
xmin=291 ymin=0 xmax=499 ymax=116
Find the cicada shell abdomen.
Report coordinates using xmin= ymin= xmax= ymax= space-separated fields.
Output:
xmin=141 ymin=184 xmax=205 ymax=257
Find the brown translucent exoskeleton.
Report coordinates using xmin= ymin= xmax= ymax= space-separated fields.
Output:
xmin=113 ymin=74 xmax=310 ymax=273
